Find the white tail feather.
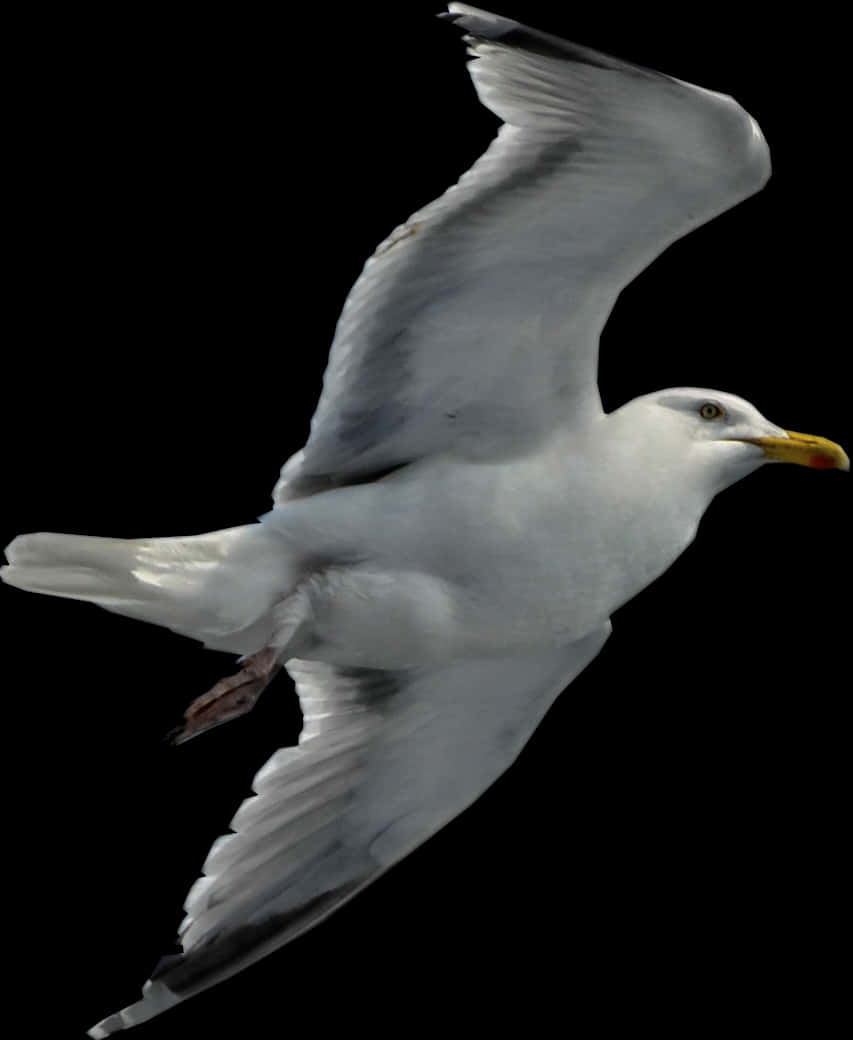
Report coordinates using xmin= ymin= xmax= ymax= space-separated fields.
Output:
xmin=1 ymin=525 xmax=296 ymax=653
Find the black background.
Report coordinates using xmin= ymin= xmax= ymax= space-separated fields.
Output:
xmin=3 ymin=3 xmax=848 ymax=1036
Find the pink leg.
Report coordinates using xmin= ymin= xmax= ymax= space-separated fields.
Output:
xmin=169 ymin=647 xmax=282 ymax=745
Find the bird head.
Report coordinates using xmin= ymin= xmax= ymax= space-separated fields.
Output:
xmin=615 ymin=388 xmax=848 ymax=495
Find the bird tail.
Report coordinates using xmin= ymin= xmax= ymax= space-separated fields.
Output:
xmin=1 ymin=525 xmax=298 ymax=653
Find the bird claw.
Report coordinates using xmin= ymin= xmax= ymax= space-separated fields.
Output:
xmin=169 ymin=647 xmax=282 ymax=745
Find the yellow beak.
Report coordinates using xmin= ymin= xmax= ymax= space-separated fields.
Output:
xmin=744 ymin=430 xmax=850 ymax=471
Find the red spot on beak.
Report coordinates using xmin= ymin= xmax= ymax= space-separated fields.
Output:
xmin=809 ymin=454 xmax=835 ymax=470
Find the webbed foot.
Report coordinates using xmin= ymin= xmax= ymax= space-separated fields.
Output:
xmin=169 ymin=647 xmax=282 ymax=744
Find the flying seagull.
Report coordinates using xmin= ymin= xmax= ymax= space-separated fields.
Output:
xmin=2 ymin=4 xmax=847 ymax=1035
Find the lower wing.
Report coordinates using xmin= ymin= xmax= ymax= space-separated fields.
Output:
xmin=88 ymin=624 xmax=611 ymax=1035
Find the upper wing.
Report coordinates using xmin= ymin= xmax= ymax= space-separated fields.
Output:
xmin=274 ymin=3 xmax=770 ymax=501
xmin=87 ymin=625 xmax=610 ymax=1035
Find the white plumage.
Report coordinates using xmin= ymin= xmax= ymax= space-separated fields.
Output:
xmin=1 ymin=5 xmax=847 ymax=1035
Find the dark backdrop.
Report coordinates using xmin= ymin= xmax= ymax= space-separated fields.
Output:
xmin=3 ymin=4 xmax=848 ymax=1036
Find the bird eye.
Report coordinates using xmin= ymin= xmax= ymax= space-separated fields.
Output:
xmin=699 ymin=402 xmax=725 ymax=421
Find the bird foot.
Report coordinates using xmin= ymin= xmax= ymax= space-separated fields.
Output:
xmin=168 ymin=647 xmax=282 ymax=745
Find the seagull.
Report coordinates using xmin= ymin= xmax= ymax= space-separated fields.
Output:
xmin=1 ymin=4 xmax=847 ymax=1035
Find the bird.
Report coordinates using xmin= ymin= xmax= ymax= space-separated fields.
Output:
xmin=1 ymin=3 xmax=847 ymax=1035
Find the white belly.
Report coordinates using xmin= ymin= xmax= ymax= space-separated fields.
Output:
xmin=263 ymin=428 xmax=705 ymax=670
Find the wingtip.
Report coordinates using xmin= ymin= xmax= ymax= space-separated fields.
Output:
xmin=435 ymin=3 xmax=680 ymax=82
xmin=87 ymin=1014 xmax=123 ymax=1038
xmin=86 ymin=980 xmax=181 ymax=1036
xmin=437 ymin=5 xmax=514 ymax=35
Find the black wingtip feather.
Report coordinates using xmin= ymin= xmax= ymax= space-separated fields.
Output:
xmin=436 ymin=4 xmax=680 ymax=84
xmin=151 ymin=880 xmax=366 ymax=995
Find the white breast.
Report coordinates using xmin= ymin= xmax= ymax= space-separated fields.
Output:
xmin=263 ymin=423 xmax=707 ymax=668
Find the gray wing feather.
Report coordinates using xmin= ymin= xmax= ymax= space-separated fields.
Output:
xmin=275 ymin=4 xmax=769 ymax=501
xmin=88 ymin=625 xmax=610 ymax=1035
